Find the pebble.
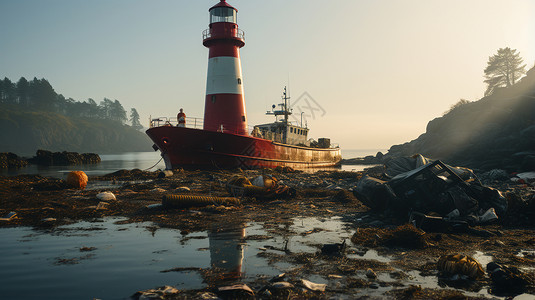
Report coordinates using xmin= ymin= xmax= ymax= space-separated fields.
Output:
xmin=96 ymin=192 xmax=116 ymax=201
xmin=366 ymin=268 xmax=378 ymax=279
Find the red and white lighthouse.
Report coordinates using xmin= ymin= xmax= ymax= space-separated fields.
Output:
xmin=202 ymin=0 xmax=247 ymax=135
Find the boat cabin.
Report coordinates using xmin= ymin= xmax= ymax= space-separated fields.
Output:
xmin=251 ymin=87 xmax=310 ymax=146
xmin=252 ymin=122 xmax=309 ymax=145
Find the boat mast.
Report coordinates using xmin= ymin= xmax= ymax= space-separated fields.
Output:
xmin=283 ymin=86 xmax=290 ymax=125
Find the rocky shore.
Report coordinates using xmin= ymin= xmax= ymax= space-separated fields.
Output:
xmin=0 ymin=150 xmax=100 ymax=169
xmin=0 ymin=165 xmax=533 ymax=299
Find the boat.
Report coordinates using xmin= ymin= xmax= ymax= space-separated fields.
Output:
xmin=146 ymin=0 xmax=341 ymax=169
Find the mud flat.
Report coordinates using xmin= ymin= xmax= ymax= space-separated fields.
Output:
xmin=0 ymin=168 xmax=533 ymax=299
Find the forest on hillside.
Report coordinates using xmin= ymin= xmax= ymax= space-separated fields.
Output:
xmin=0 ymin=77 xmax=150 ymax=155
xmin=0 ymin=77 xmax=143 ymax=128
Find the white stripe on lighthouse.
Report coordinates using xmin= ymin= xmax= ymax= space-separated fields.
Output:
xmin=206 ymin=56 xmax=244 ymax=95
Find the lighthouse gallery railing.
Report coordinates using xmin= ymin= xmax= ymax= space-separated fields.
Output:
xmin=202 ymin=28 xmax=245 ymax=40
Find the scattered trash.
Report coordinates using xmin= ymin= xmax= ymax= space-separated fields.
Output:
xmin=175 ymin=186 xmax=191 ymax=192
xmin=437 ymin=254 xmax=485 ymax=279
xmin=226 ymin=174 xmax=296 ymax=199
xmin=195 ymin=292 xmax=219 ymax=300
xmin=514 ymin=172 xmax=535 ymax=181
xmin=162 ymin=194 xmax=240 ymax=208
xmin=95 ymin=202 xmax=109 ymax=210
xmin=146 ymin=203 xmax=163 ymax=209
xmin=321 ymin=239 xmax=346 ymax=256
xmin=66 ymin=171 xmax=88 ymax=190
xmin=300 ymin=279 xmax=326 ymax=292
xmin=269 ymin=273 xmax=286 ymax=282
xmin=352 ymin=224 xmax=430 ymax=249
xmin=479 ymin=207 xmax=499 ymax=223
xmin=40 ymin=218 xmax=57 ymax=226
xmin=487 ymin=262 xmax=533 ymax=294
xmin=274 ymin=165 xmax=296 ymax=173
xmin=131 ymin=285 xmax=180 ymax=300
xmin=216 ymin=283 xmax=255 ymax=299
xmin=96 ymin=192 xmax=116 ymax=201
xmin=0 ymin=211 xmax=17 ymax=221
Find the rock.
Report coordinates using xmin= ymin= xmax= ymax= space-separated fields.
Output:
xmin=0 ymin=152 xmax=28 ymax=169
xmin=366 ymin=268 xmax=378 ymax=279
xmin=96 ymin=192 xmax=116 ymax=201
xmin=28 ymin=150 xmax=101 ymax=166
xmin=66 ymin=171 xmax=88 ymax=190
xmin=271 ymin=282 xmax=294 ymax=289
xmin=157 ymin=170 xmax=173 ymax=178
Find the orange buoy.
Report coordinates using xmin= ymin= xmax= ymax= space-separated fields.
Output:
xmin=66 ymin=171 xmax=88 ymax=190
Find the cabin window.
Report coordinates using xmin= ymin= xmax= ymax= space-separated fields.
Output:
xmin=290 ymin=127 xmax=293 ymax=133
xmin=211 ymin=95 xmax=216 ymax=103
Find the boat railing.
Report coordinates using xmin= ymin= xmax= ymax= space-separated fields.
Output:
xmin=149 ymin=116 xmax=257 ymax=135
xmin=149 ymin=116 xmax=204 ymax=129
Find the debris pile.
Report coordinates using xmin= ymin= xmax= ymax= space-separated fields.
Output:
xmin=353 ymin=154 xmax=509 ymax=231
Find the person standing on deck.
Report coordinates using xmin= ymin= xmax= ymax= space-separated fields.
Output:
xmin=177 ymin=108 xmax=186 ymax=127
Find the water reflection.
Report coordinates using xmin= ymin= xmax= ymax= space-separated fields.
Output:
xmin=207 ymin=223 xmax=246 ymax=283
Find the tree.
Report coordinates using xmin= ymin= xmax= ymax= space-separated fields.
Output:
xmin=16 ymin=77 xmax=29 ymax=105
xmin=443 ymin=99 xmax=471 ymax=116
xmin=1 ymin=77 xmax=16 ymax=104
xmin=129 ymin=108 xmax=143 ymax=129
xmin=484 ymin=47 xmax=526 ymax=96
xmin=111 ymin=100 xmax=127 ymax=123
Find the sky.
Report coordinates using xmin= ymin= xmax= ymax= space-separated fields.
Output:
xmin=1 ymin=0 xmax=534 ymax=150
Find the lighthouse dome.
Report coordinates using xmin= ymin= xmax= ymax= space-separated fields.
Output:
xmin=209 ymin=0 xmax=237 ymax=24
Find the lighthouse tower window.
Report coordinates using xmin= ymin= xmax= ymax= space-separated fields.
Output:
xmin=210 ymin=7 xmax=236 ymax=24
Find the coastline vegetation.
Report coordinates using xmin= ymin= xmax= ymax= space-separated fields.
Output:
xmin=0 ymin=77 xmax=149 ymax=154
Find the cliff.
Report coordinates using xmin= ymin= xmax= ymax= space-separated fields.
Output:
xmin=386 ymin=66 xmax=535 ymax=172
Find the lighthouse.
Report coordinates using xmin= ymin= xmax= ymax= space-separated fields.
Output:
xmin=202 ymin=0 xmax=247 ymax=135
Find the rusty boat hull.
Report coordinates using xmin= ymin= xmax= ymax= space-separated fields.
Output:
xmin=146 ymin=126 xmax=341 ymax=169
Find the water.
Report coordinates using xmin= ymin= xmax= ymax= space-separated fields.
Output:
xmin=0 ymin=216 xmax=351 ymax=299
xmin=0 ymin=216 xmax=503 ymax=299
xmin=341 ymin=149 xmax=387 ymax=159
xmin=0 ymin=151 xmax=166 ymax=178
xmin=1 ymin=149 xmax=386 ymax=178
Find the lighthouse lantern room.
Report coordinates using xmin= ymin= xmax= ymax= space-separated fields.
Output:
xmin=203 ymin=0 xmax=247 ymax=136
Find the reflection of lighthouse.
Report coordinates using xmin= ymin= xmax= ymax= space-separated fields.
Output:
xmin=202 ymin=0 xmax=247 ymax=135
xmin=208 ymin=223 xmax=245 ymax=281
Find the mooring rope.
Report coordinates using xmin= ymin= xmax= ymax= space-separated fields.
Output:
xmin=144 ymin=156 xmax=164 ymax=171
